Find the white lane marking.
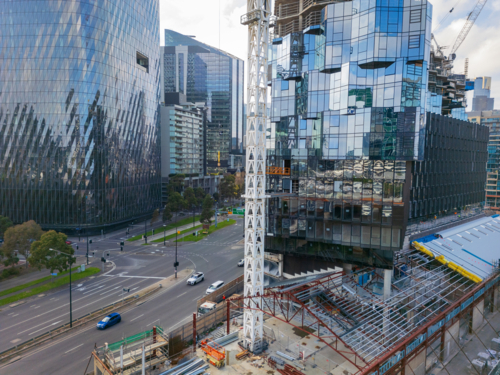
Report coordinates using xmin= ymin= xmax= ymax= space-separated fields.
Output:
xmin=8 ymin=313 xmax=14 ymax=316
xmin=26 ymin=321 xmax=61 ymax=336
xmin=12 ymin=314 xmax=18 ymax=317
xmin=130 ymin=314 xmax=144 ymax=322
xmin=83 ymin=285 xmax=104 ymax=294
xmin=175 ymin=292 xmax=188 ymax=299
xmin=64 ymin=343 xmax=84 ymax=354
xmin=102 ymin=275 xmax=164 ymax=279
xmin=30 ymin=305 xmax=36 ymax=308
xmin=49 ymin=298 xmax=55 ymax=301
xmin=34 ymin=306 xmax=40 ymax=309
xmin=100 ymin=286 xmax=119 ymax=296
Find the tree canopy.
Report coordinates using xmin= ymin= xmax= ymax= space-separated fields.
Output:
xmin=1 ymin=220 xmax=43 ymax=266
xmin=200 ymin=195 xmax=215 ymax=225
xmin=163 ymin=204 xmax=173 ymax=222
xmin=28 ymin=231 xmax=75 ymax=273
xmin=183 ymin=187 xmax=198 ymax=209
xmin=0 ymin=215 xmax=13 ymax=238
xmin=151 ymin=209 xmax=160 ymax=225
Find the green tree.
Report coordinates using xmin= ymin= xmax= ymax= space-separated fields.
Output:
xmin=28 ymin=231 xmax=74 ymax=273
xmin=0 ymin=215 xmax=13 ymax=238
xmin=151 ymin=208 xmax=160 ymax=225
xmin=167 ymin=174 xmax=186 ymax=194
xmin=183 ymin=187 xmax=198 ymax=209
xmin=219 ymin=175 xmax=236 ymax=204
xmin=212 ymin=192 xmax=219 ymax=202
xmin=168 ymin=192 xmax=186 ymax=213
xmin=163 ymin=204 xmax=173 ymax=222
xmin=194 ymin=187 xmax=206 ymax=205
xmin=2 ymin=221 xmax=43 ymax=267
xmin=200 ymin=195 xmax=215 ymax=225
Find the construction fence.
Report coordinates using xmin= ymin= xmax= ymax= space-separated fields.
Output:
xmin=196 ymin=275 xmax=244 ymax=309
xmin=168 ymin=302 xmax=243 ymax=360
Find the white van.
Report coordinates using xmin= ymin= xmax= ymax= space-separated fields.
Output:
xmin=206 ymin=280 xmax=224 ymax=295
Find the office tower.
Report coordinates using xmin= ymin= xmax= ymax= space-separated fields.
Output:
xmin=0 ymin=0 xmax=161 ymax=232
xmin=266 ymin=0 xmax=488 ymax=269
xmin=163 ymin=30 xmax=245 ymax=173
xmin=472 ymin=77 xmax=495 ymax=112
xmin=469 ymin=110 xmax=500 ymax=211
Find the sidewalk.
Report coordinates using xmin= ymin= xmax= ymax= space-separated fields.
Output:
xmin=133 ymin=219 xmax=205 ymax=243
xmin=0 ymin=256 xmax=92 ymax=293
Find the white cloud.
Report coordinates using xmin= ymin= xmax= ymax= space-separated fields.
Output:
xmin=159 ymin=0 xmax=499 ymax=107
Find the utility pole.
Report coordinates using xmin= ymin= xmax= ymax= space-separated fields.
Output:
xmin=144 ymin=220 xmax=147 ymax=244
xmin=241 ymin=0 xmax=269 ymax=353
xmin=174 ymin=225 xmax=179 ymax=278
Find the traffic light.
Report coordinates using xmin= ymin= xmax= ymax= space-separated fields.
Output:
xmin=89 ymin=239 xmax=92 ymax=244
xmin=173 ymin=261 xmax=179 ymax=267
xmin=101 ymin=257 xmax=106 ymax=262
xmin=107 ymin=252 xmax=110 ymax=257
xmin=120 ymin=246 xmax=123 ymax=251
xmin=120 ymin=241 xmax=124 ymax=246
xmin=76 ymin=245 xmax=79 ymax=250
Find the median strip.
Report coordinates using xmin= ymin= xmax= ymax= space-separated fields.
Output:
xmin=176 ymin=219 xmax=236 ymax=242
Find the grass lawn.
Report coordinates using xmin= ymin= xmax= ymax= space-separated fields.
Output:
xmin=0 ymin=266 xmax=81 ymax=298
xmin=151 ymin=224 xmax=202 ymax=243
xmin=127 ymin=215 xmax=201 ymax=242
xmin=0 ymin=267 xmax=100 ymax=307
xmin=176 ymin=219 xmax=236 ymax=242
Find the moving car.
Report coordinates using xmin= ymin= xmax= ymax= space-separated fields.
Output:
xmin=65 ymin=240 xmax=72 ymax=245
xmin=97 ymin=312 xmax=121 ymax=330
xmin=206 ymin=280 xmax=224 ymax=295
xmin=187 ymin=272 xmax=204 ymax=285
xmin=237 ymin=259 xmax=244 ymax=267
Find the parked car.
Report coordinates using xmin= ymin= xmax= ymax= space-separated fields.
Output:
xmin=237 ymin=259 xmax=244 ymax=267
xmin=187 ymin=272 xmax=204 ymax=285
xmin=206 ymin=280 xmax=224 ymax=295
xmin=97 ymin=312 xmax=121 ymax=330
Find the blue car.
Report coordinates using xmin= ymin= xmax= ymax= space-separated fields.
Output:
xmin=97 ymin=312 xmax=121 ymax=330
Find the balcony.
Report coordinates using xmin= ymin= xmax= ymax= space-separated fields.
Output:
xmin=266 ymin=166 xmax=291 ymax=175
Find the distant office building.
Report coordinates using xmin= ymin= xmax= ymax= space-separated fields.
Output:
xmin=160 ymin=93 xmax=220 ymax=204
xmin=469 ymin=110 xmax=500 ymax=211
xmin=0 ymin=0 xmax=161 ymax=232
xmin=472 ymin=77 xmax=494 ymax=112
xmin=266 ymin=0 xmax=488 ymax=270
xmin=162 ymin=31 xmax=245 ymax=174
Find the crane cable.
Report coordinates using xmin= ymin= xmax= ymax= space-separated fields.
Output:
xmin=434 ymin=0 xmax=465 ymax=31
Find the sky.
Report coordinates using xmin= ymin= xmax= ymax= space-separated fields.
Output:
xmin=159 ymin=0 xmax=500 ymax=109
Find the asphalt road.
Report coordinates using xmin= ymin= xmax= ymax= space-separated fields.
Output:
xmin=1 ymin=218 xmax=245 ymax=375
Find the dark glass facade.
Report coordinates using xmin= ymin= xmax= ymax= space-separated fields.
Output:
xmin=163 ymin=30 xmax=244 ymax=173
xmin=0 ymin=0 xmax=161 ymax=232
xmin=266 ymin=0 xmax=488 ymax=268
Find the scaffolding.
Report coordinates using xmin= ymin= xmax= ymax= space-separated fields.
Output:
xmin=228 ymin=246 xmax=500 ymax=374
xmin=89 ymin=326 xmax=169 ymax=375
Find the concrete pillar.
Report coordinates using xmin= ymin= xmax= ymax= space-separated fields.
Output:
xmin=405 ymin=349 xmax=426 ymax=375
xmin=472 ymin=299 xmax=484 ymax=333
xmin=443 ymin=320 xmax=460 ymax=361
xmin=383 ymin=269 xmax=392 ymax=301
xmin=343 ymin=263 xmax=352 ymax=275
xmin=278 ymin=253 xmax=283 ymax=277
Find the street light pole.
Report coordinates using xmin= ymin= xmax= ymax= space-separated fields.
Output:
xmin=86 ymin=232 xmax=89 ymax=266
xmin=144 ymin=220 xmax=147 ymax=244
xmin=163 ymin=225 xmax=166 ymax=246
xmin=175 ymin=225 xmax=178 ymax=279
xmin=49 ymin=248 xmax=74 ymax=328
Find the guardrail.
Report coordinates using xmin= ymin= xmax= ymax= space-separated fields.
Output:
xmin=0 ymin=270 xmax=193 ymax=364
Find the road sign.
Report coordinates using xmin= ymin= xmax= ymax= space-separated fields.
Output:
xmin=80 ymin=264 xmax=85 ymax=272
xmin=51 ymin=273 xmax=58 ymax=276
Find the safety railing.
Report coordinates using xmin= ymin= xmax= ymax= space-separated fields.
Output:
xmin=266 ymin=166 xmax=291 ymax=175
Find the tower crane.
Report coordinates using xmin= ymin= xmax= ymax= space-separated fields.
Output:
xmin=449 ymin=0 xmax=487 ymax=60
xmin=240 ymin=0 xmax=269 ymax=353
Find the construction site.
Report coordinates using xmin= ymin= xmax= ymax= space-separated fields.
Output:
xmin=85 ymin=215 xmax=500 ymax=375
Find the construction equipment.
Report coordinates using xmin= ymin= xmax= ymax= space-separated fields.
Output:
xmin=449 ymin=0 xmax=488 ymax=60
xmin=236 ymin=349 xmax=250 ymax=360
xmin=200 ymin=339 xmax=225 ymax=368
xmin=240 ymin=0 xmax=270 ymax=354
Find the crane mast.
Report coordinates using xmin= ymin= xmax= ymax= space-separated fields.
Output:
xmin=240 ymin=0 xmax=269 ymax=353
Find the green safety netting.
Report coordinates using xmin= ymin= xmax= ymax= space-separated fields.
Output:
xmin=108 ymin=326 xmax=164 ymax=352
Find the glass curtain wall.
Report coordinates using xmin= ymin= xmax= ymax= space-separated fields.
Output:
xmin=0 ymin=0 xmax=161 ymax=232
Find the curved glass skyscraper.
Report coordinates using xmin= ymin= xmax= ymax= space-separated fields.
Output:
xmin=0 ymin=0 xmax=161 ymax=232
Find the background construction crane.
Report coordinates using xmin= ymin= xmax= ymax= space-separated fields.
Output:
xmin=240 ymin=0 xmax=269 ymax=353
xmin=449 ymin=0 xmax=487 ymax=60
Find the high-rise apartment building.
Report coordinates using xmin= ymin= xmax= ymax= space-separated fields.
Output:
xmin=472 ymin=77 xmax=494 ymax=112
xmin=162 ymin=31 xmax=245 ymax=174
xmin=266 ymin=0 xmax=488 ymax=269
xmin=0 ymin=0 xmax=161 ymax=232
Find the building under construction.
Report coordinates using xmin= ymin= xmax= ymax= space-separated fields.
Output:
xmin=229 ymin=214 xmax=500 ymax=374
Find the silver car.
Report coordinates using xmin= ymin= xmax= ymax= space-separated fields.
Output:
xmin=187 ymin=272 xmax=204 ymax=285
